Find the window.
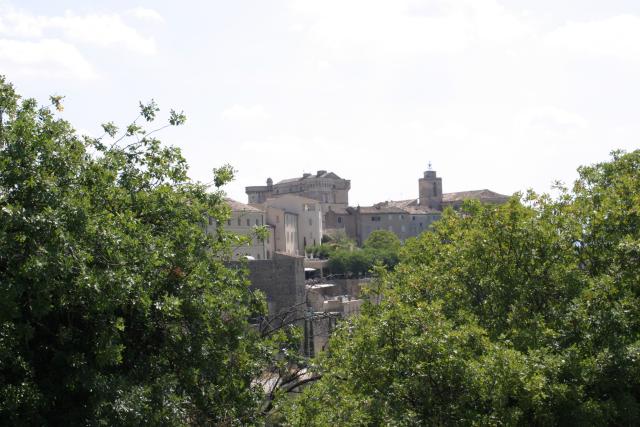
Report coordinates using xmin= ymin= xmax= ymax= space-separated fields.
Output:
xmin=246 ymin=219 xmax=250 ymax=226
xmin=400 ymin=215 xmax=404 ymax=220
xmin=237 ymin=217 xmax=241 ymax=226
xmin=338 ymin=217 xmax=342 ymax=224
xmin=371 ymin=216 xmax=381 ymax=222
xmin=227 ymin=219 xmax=231 ymax=226
xmin=256 ymin=218 xmax=260 ymax=226
xmin=412 ymin=216 xmax=415 ymax=221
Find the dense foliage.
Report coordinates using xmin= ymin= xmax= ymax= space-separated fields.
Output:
xmin=282 ymin=151 xmax=640 ymax=425
xmin=307 ymin=230 xmax=401 ymax=277
xmin=0 ymin=77 xmax=272 ymax=425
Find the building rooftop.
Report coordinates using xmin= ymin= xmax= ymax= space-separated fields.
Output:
xmin=263 ymin=194 xmax=322 ymax=205
xmin=276 ymin=170 xmax=343 ymax=185
xmin=364 ymin=200 xmax=439 ymax=215
xmin=442 ymin=189 xmax=510 ymax=203
xmin=225 ymin=198 xmax=263 ymax=212
xmin=358 ymin=204 xmax=409 ymax=214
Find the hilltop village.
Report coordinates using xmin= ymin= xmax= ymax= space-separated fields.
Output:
xmin=215 ymin=167 xmax=509 ymax=260
xmin=210 ymin=167 xmax=510 ymax=355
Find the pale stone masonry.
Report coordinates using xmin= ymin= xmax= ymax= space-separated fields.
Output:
xmin=246 ymin=167 xmax=510 ymax=246
xmin=246 ymin=170 xmax=351 ymax=215
xmin=207 ymin=199 xmax=275 ymax=260
xmin=323 ymin=167 xmax=509 ymax=245
xmin=254 ymin=194 xmax=323 ymax=255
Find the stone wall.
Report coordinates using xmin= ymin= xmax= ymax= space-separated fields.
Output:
xmin=228 ymin=252 xmax=305 ymax=317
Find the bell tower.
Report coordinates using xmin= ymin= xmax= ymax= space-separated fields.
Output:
xmin=418 ymin=163 xmax=442 ymax=210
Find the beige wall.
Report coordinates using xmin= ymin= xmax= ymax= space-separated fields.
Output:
xmin=355 ymin=211 xmax=440 ymax=245
xmin=265 ymin=206 xmax=299 ymax=256
xmin=263 ymin=195 xmax=323 ymax=254
xmin=418 ymin=170 xmax=443 ymax=210
xmin=207 ymin=210 xmax=274 ymax=260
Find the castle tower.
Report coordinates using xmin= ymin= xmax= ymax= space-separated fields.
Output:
xmin=418 ymin=167 xmax=442 ymax=210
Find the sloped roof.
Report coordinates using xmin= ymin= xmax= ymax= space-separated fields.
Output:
xmin=276 ymin=171 xmax=343 ymax=184
xmin=358 ymin=205 xmax=408 ymax=214
xmin=375 ymin=200 xmax=439 ymax=215
xmin=276 ymin=177 xmax=300 ymax=184
xmin=442 ymin=189 xmax=509 ymax=203
xmin=327 ymin=206 xmax=349 ymax=215
xmin=225 ymin=198 xmax=263 ymax=212
xmin=263 ymin=195 xmax=321 ymax=205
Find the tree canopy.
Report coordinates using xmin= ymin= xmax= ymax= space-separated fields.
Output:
xmin=281 ymin=150 xmax=640 ymax=426
xmin=363 ymin=229 xmax=401 ymax=251
xmin=0 ymin=77 xmax=274 ymax=425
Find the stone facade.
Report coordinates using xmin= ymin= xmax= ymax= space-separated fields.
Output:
xmin=246 ymin=170 xmax=351 ymax=216
xmin=418 ymin=170 xmax=443 ymax=210
xmin=253 ymin=194 xmax=323 ymax=255
xmin=228 ymin=252 xmax=305 ymax=318
xmin=265 ymin=206 xmax=299 ymax=256
xmin=244 ymin=166 xmax=509 ymax=247
xmin=341 ymin=203 xmax=439 ymax=246
xmin=207 ymin=199 xmax=274 ymax=260
xmin=333 ymin=167 xmax=509 ymax=245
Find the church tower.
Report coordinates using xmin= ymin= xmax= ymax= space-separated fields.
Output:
xmin=418 ymin=165 xmax=442 ymax=210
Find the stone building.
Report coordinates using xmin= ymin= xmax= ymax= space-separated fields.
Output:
xmin=208 ymin=199 xmax=274 ymax=260
xmin=264 ymin=206 xmax=299 ymax=256
xmin=228 ymin=252 xmax=305 ymax=320
xmin=244 ymin=166 xmax=509 ymax=247
xmin=333 ymin=167 xmax=509 ymax=245
xmin=253 ymin=194 xmax=323 ymax=255
xmin=344 ymin=203 xmax=440 ymax=246
xmin=246 ymin=170 xmax=351 ymax=216
xmin=416 ymin=168 xmax=510 ymax=210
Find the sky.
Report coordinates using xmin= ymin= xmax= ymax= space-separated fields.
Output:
xmin=2 ymin=0 xmax=640 ymax=205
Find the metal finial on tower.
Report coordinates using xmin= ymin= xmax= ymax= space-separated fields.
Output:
xmin=428 ymin=161 xmax=432 ymax=171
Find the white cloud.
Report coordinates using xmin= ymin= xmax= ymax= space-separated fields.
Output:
xmin=50 ymin=12 xmax=156 ymax=54
xmin=127 ymin=7 xmax=164 ymax=24
xmin=0 ymin=38 xmax=97 ymax=79
xmin=288 ymin=0 xmax=533 ymax=60
xmin=546 ymin=15 xmax=640 ymax=61
xmin=516 ymin=106 xmax=588 ymax=135
xmin=0 ymin=4 xmax=160 ymax=79
xmin=0 ymin=6 xmax=157 ymax=54
xmin=221 ymin=104 xmax=271 ymax=121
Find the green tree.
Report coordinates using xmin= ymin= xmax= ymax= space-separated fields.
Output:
xmin=281 ymin=150 xmax=640 ymax=426
xmin=363 ymin=229 xmax=401 ymax=251
xmin=0 ymin=77 xmax=271 ymax=425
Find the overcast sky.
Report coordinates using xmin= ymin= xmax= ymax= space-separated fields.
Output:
xmin=3 ymin=0 xmax=640 ymax=205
